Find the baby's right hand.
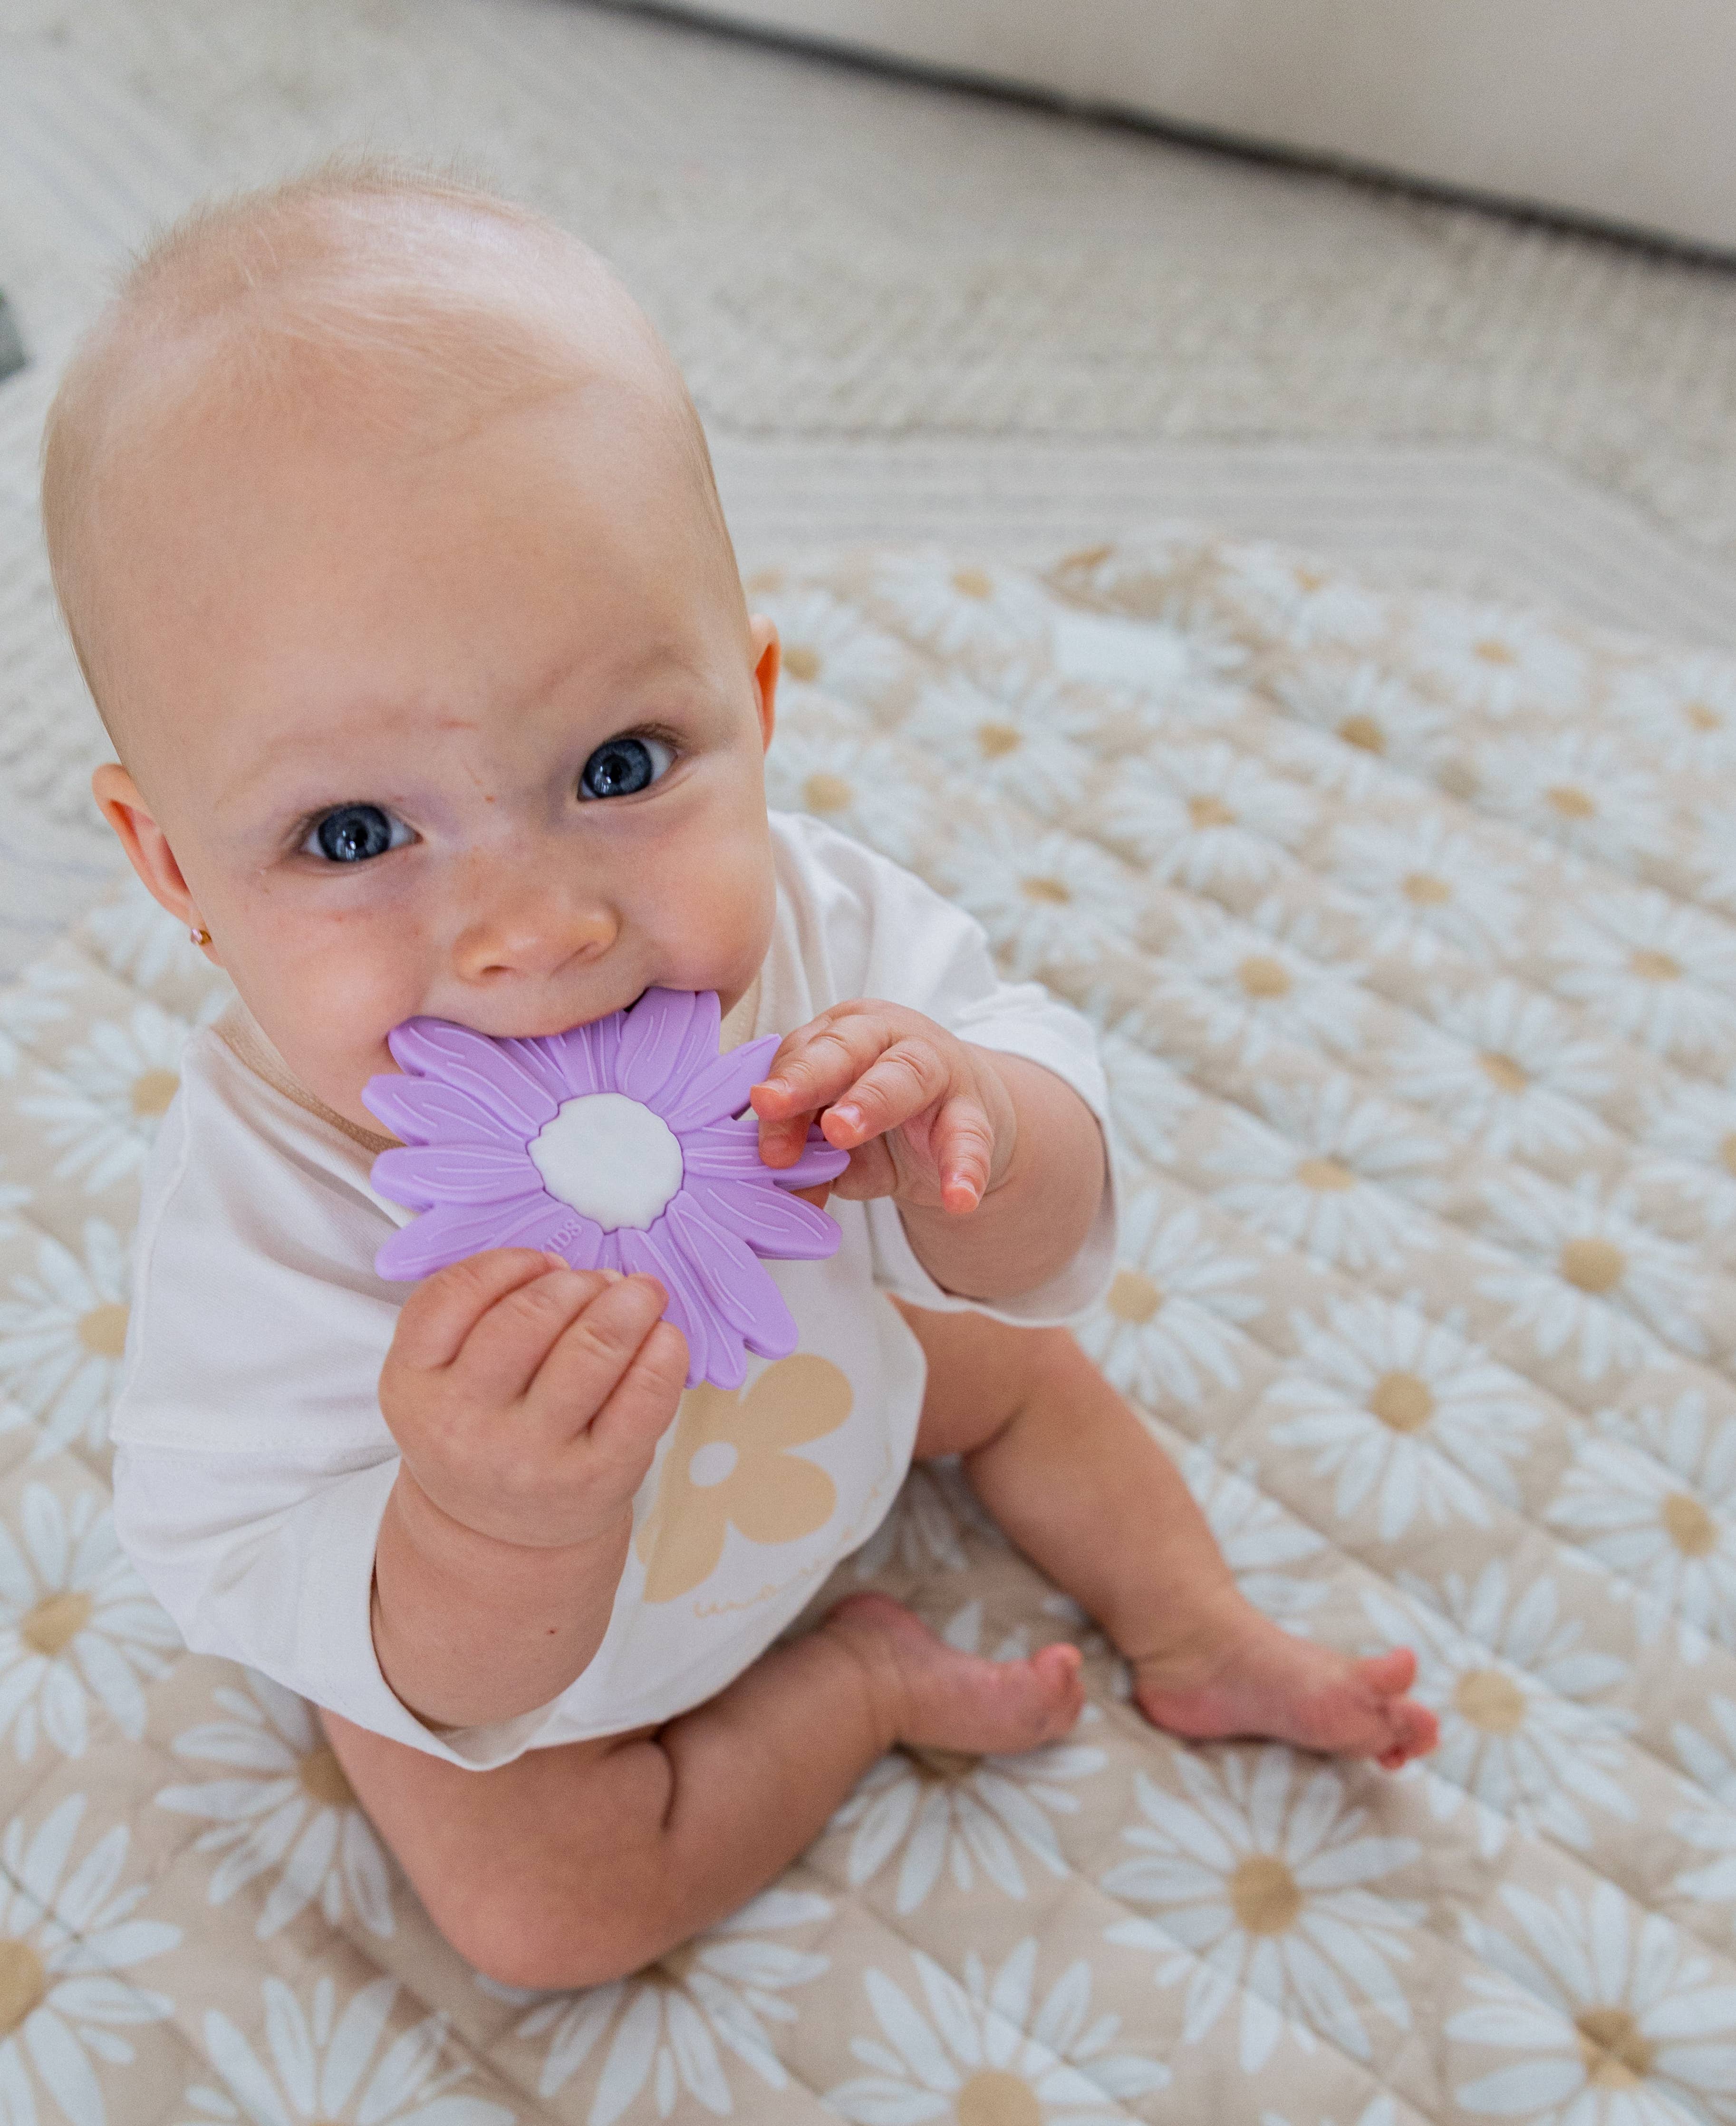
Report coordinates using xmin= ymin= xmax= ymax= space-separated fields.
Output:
xmin=378 ymin=1250 xmax=688 ymax=1551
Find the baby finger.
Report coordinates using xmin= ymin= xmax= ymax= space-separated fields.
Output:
xmin=526 ymin=1272 xmax=673 ymax=1436
xmin=453 ymin=1266 xmax=614 ymax=1405
xmin=819 ymin=1038 xmax=946 ymax=1149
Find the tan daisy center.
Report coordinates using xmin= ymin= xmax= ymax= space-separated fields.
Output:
xmin=77 ymin=1302 xmax=129 ymax=1357
xmin=1454 ymin=1666 xmax=1526 ymax=1735
xmin=976 ymin=722 xmax=1022 ymax=759
xmin=952 ymin=567 xmax=993 ymax=600
xmin=1560 ymin=1237 xmax=1625 ymax=1294
xmin=1685 ymin=700 xmax=1722 ymax=733
xmin=1479 ymin=1051 xmax=1529 ymax=1094
xmin=1188 ymin=794 xmax=1236 ymax=829
xmin=1021 ymin=875 xmax=1072 ymax=905
xmin=1107 ymin=1269 xmax=1164 ymax=1325
xmin=1546 ymin=784 xmax=1597 ymax=820
xmin=906 ymin=1743 xmax=979 ymax=1785
xmin=1662 ymin=1490 xmax=1719 ymax=1559
xmin=0 ymin=1941 xmax=46 ymax=2036
xmin=1294 ymin=566 xmax=1329 ymax=593
xmin=956 ymin=2068 xmax=1044 ymax=2126
xmin=1630 ymin=948 xmax=1681 ymax=982
xmin=802 ymin=773 xmax=853 ymax=814
xmin=1337 ymin=714 xmax=1385 ymax=754
xmin=1295 ymin=1156 xmax=1355 ymax=1192
xmin=1576 ymin=2007 xmax=1654 ymax=2089
xmin=20 ymin=1590 xmax=91 ymax=1660
xmin=1230 ymin=1854 xmax=1301 ymax=1936
xmin=1475 ymin=637 xmax=1518 ymax=666
xmin=1238 ymin=955 xmax=1292 ymax=999
xmin=1402 ymin=871 xmax=1452 ymax=906
xmin=1720 ymin=1132 xmax=1736 ymax=1179
xmin=1369 ymin=1370 xmax=1434 ymax=1434
xmin=299 ymin=1746 xmax=356 ymax=1810
xmin=781 ymin=644 xmax=821 ymax=683
xmin=130 ymin=1067 xmax=179 ymax=1118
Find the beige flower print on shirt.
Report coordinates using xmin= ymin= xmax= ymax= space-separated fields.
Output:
xmin=635 ymin=1354 xmax=852 ymax=1604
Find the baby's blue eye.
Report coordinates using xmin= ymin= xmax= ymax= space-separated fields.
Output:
xmin=579 ymin=735 xmax=674 ymax=801
xmin=303 ymin=804 xmax=413 ymax=864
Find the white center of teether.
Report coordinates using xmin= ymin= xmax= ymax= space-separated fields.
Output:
xmin=528 ymin=1092 xmax=684 ymax=1231
xmin=687 ymin=1441 xmax=738 ymax=1488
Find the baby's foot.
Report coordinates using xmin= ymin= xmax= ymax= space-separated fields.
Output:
xmin=823 ymin=1591 xmax=1084 ymax=1756
xmin=1131 ymin=1604 xmax=1437 ymax=1770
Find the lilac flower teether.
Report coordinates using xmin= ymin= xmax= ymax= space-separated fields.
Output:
xmin=362 ymin=989 xmax=849 ymax=1390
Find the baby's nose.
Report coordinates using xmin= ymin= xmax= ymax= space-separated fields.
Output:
xmin=452 ymin=874 xmax=618 ymax=984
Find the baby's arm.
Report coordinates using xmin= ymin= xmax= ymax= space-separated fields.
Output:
xmin=372 ymin=1251 xmax=688 ymax=1730
xmin=750 ymin=1002 xmax=1106 ymax=1302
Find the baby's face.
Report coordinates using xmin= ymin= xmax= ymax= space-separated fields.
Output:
xmin=96 ymin=367 xmax=780 ymax=1133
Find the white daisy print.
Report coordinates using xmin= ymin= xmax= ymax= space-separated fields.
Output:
xmin=765 ymin=713 xmax=934 ymax=866
xmin=0 ymin=1790 xmax=180 ymax=2126
xmin=1329 ymin=816 xmax=1525 ymax=969
xmin=1095 ymin=1030 xmax=1197 ymax=1172
xmin=1476 ymin=1171 xmax=1707 ymax=1372
xmin=178 ymin=1971 xmax=512 ymax=2126
xmin=754 ymin=584 xmax=907 ymax=707
xmin=1390 ymin=979 xmax=1614 ymax=1161
xmin=827 ymin=1940 xmax=1169 ymax=2124
xmin=0 ymin=1174 xmax=30 ymax=1244
xmin=1449 ymin=1879 xmax=1736 ymax=2123
xmin=1219 ymin=545 xmax=1390 ymax=650
xmin=81 ymin=874 xmax=206 ymax=991
xmin=1607 ymin=651 xmax=1736 ymax=774
xmin=1267 ymin=1295 xmax=1543 ymax=1537
xmin=1634 ymin=1078 xmax=1736 ymax=1229
xmin=1363 ymin=1563 xmax=1633 ymax=1858
xmin=1272 ymin=658 xmax=1449 ymax=772
xmin=21 ymin=1001 xmax=191 ymax=1194
xmin=0 ymin=961 xmax=79 ymax=1079
xmin=832 ymin=1604 xmax=1106 ymax=1915
xmin=900 ymin=674 xmax=1099 ymax=824
xmin=874 ymin=553 xmax=1055 ymax=660
xmin=1548 ymin=1395 xmax=1736 ymax=1659
xmin=1408 ymin=599 xmax=1589 ymax=721
xmin=0 ymin=1481 xmax=177 ymax=1762
xmin=1262 ymin=2097 xmax=1398 ymax=2126
xmin=496 ymin=1884 xmax=829 ymax=2116
xmin=156 ymin=1669 xmax=395 ymax=1939
xmin=934 ymin=823 xmax=1138 ymax=983
xmin=1478 ymin=730 xmax=1672 ymax=869
xmin=1076 ymin=1192 xmax=1263 ymax=1414
xmin=1180 ymin=1443 xmax=1328 ymax=1627
xmin=1103 ymin=1748 xmax=1423 ymax=2072
xmin=1096 ymin=744 xmax=1316 ymax=893
xmin=1550 ymin=888 xmax=1736 ymax=1063
xmin=1161 ymin=908 xmax=1369 ymax=1068
xmin=1668 ymin=1697 xmax=1736 ymax=1912
xmin=851 ymin=1460 xmax=995 ymax=1580
xmin=0 ymin=1218 xmax=131 ymax=1458
xmin=1206 ymin=1077 xmax=1442 ymax=1272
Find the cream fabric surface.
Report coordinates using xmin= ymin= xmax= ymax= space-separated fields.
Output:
xmin=4 ymin=538 xmax=1736 ymax=2121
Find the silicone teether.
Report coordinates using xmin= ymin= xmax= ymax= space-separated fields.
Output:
xmin=362 ymin=989 xmax=849 ymax=1390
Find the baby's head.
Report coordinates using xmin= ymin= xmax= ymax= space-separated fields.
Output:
xmin=43 ymin=158 xmax=781 ymax=1132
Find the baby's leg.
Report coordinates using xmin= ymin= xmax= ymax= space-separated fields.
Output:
xmin=902 ymin=1303 xmax=1437 ymax=1769
xmin=322 ymin=1593 xmax=1081 ymax=1990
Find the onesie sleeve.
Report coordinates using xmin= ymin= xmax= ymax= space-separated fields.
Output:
xmin=771 ymin=812 xmax=1118 ymax=1324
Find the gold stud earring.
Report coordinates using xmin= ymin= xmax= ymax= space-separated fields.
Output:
xmin=189 ymin=925 xmax=211 ymax=947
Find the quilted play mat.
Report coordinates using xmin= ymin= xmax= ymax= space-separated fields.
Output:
xmin=5 ymin=535 xmax=1736 ymax=2125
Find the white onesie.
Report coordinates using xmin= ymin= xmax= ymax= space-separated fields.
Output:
xmin=110 ymin=812 xmax=1116 ymax=1768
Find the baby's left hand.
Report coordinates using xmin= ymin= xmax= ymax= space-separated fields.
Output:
xmin=749 ymin=1001 xmax=1016 ymax=1215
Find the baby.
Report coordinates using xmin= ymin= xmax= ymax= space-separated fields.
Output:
xmin=44 ymin=159 xmax=1436 ymax=1989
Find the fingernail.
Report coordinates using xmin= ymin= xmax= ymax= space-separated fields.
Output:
xmin=540 ymin=1251 xmax=569 ymax=1271
xmin=833 ymin=1103 xmax=862 ymax=1131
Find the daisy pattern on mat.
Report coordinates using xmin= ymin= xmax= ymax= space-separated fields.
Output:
xmin=489 ymin=1884 xmax=829 ymax=2116
xmin=1448 ymin=1879 xmax=1736 ymax=2124
xmin=1095 ymin=745 xmax=1316 ymax=893
xmin=0 ymin=962 xmax=79 ymax=1079
xmin=0 ymin=1218 xmax=131 ymax=1459
xmin=1549 ymin=888 xmax=1736 ymax=1064
xmin=1362 ymin=1563 xmax=1633 ymax=1858
xmin=1668 ymin=1696 xmax=1736 ymax=1916
xmin=1477 ymin=730 xmax=1672 ymax=870
xmin=830 ymin=1604 xmax=1107 ymax=1915
xmin=1076 ymin=1191 xmax=1263 ymax=1415
xmin=1270 ymin=658 xmax=1450 ymax=774
xmin=1634 ymin=1079 xmax=1736 ymax=1231
xmin=872 ymin=552 xmax=1055 ymax=661
xmin=1159 ymin=906 xmax=1368 ymax=1068
xmin=155 ymin=1669 xmax=395 ymax=1939
xmin=1217 ymin=544 xmax=1390 ymax=650
xmin=826 ymin=1940 xmax=1169 ymax=2124
xmin=21 ymin=1001 xmax=191 ymax=1194
xmin=933 ymin=821 xmax=1138 ymax=983
xmin=1094 ymin=1030 xmax=1197 ymax=1172
xmin=750 ymin=581 xmax=908 ymax=708
xmin=177 ymin=1971 xmax=513 ymax=2126
xmin=1389 ymin=979 xmax=1615 ymax=1162
xmin=899 ymin=674 xmax=1100 ymax=825
xmin=1547 ymin=1395 xmax=1736 ymax=1660
xmin=1266 ymin=1295 xmax=1544 ymax=1537
xmin=1206 ymin=1077 xmax=1442 ymax=1273
xmin=1607 ymin=650 xmax=1736 ymax=775
xmin=850 ymin=1459 xmax=996 ymax=1580
xmin=1476 ymin=1171 xmax=1707 ymax=1373
xmin=1102 ymin=1747 xmax=1423 ymax=2073
xmin=1328 ymin=816 xmax=1525 ymax=971
xmin=0 ymin=1480 xmax=178 ymax=1762
xmin=0 ymin=1790 xmax=180 ymax=2126
xmin=1405 ymin=598 xmax=1590 ymax=721
xmin=764 ymin=712 xmax=934 ymax=867
xmin=1180 ymin=1443 xmax=1328 ymax=1628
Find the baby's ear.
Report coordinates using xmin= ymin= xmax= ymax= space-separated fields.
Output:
xmin=748 ymin=614 xmax=779 ymax=754
xmin=91 ymin=763 xmax=209 ymax=943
